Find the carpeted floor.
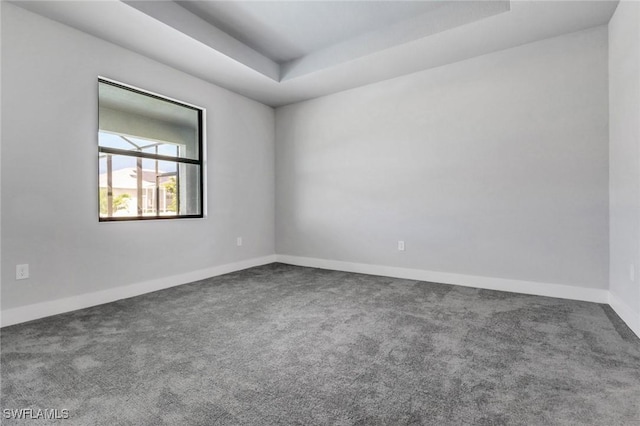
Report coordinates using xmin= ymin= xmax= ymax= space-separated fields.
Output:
xmin=1 ymin=263 xmax=639 ymax=425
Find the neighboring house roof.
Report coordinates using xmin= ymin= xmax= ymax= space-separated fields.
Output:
xmin=99 ymin=168 xmax=172 ymax=189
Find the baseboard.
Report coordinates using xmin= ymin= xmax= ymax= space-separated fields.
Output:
xmin=608 ymin=292 xmax=640 ymax=338
xmin=275 ymin=254 xmax=610 ymax=304
xmin=0 ymin=255 xmax=277 ymax=328
xmin=5 ymin=254 xmax=635 ymax=339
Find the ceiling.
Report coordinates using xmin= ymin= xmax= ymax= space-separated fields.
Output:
xmin=175 ymin=1 xmax=457 ymax=64
xmin=13 ymin=1 xmax=618 ymax=107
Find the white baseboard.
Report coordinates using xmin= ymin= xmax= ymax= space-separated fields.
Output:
xmin=0 ymin=255 xmax=277 ymax=328
xmin=275 ymin=255 xmax=610 ymax=304
xmin=608 ymin=292 xmax=640 ymax=338
xmin=5 ymin=254 xmax=637 ymax=340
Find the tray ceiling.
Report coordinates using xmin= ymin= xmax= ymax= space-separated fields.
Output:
xmin=13 ymin=1 xmax=618 ymax=107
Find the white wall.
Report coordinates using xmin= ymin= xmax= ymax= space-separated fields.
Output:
xmin=276 ymin=26 xmax=609 ymax=293
xmin=609 ymin=0 xmax=640 ymax=336
xmin=0 ymin=4 xmax=275 ymax=314
xmin=3 ymin=3 xmax=630 ymax=332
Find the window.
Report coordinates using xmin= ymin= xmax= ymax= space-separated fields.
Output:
xmin=98 ymin=78 xmax=204 ymax=221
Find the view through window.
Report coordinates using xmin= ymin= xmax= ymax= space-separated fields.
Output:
xmin=98 ymin=79 xmax=203 ymax=221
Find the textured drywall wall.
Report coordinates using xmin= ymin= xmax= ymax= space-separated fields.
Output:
xmin=276 ymin=26 xmax=609 ymax=290
xmin=1 ymin=3 xmax=275 ymax=310
xmin=609 ymin=0 xmax=640 ymax=333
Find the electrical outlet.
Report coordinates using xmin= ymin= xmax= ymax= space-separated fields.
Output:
xmin=631 ymin=264 xmax=636 ymax=282
xmin=398 ymin=241 xmax=405 ymax=251
xmin=237 ymin=237 xmax=243 ymax=247
xmin=16 ymin=264 xmax=29 ymax=280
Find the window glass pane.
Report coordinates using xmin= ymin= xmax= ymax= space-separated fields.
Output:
xmin=99 ymin=154 xmax=201 ymax=218
xmin=98 ymin=81 xmax=200 ymax=161
xmin=98 ymin=155 xmax=138 ymax=218
xmin=175 ymin=162 xmax=202 ymax=216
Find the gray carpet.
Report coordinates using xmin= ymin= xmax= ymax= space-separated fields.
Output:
xmin=1 ymin=263 xmax=639 ymax=425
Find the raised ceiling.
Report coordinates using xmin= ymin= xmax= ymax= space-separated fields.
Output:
xmin=125 ymin=0 xmax=512 ymax=81
xmin=13 ymin=1 xmax=618 ymax=107
xmin=175 ymin=1 xmax=467 ymax=64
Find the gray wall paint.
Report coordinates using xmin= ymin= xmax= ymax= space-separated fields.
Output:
xmin=0 ymin=2 xmax=622 ymax=318
xmin=1 ymin=3 xmax=275 ymax=310
xmin=609 ymin=1 xmax=640 ymax=323
xmin=276 ymin=26 xmax=609 ymax=289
